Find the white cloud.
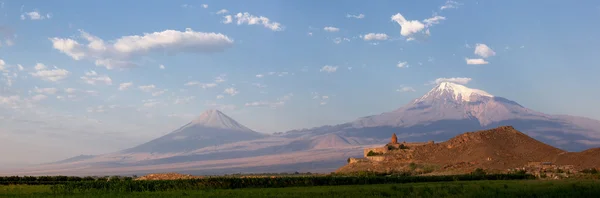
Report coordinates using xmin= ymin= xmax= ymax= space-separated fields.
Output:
xmin=216 ymin=9 xmax=228 ymax=14
xmin=85 ymin=90 xmax=99 ymax=96
xmin=21 ymin=10 xmax=51 ymax=20
xmin=396 ymin=86 xmax=416 ymax=92
xmin=397 ymin=61 xmax=408 ymax=68
xmin=33 ymin=87 xmax=58 ymax=95
xmin=224 ymin=87 xmax=239 ymax=96
xmin=143 ymin=99 xmax=160 ymax=107
xmin=255 ymin=74 xmax=264 ymax=78
xmin=223 ymin=12 xmax=284 ymax=31
xmin=159 ymin=64 xmax=165 ymax=69
xmin=363 ymin=33 xmax=389 ymax=41
xmin=333 ymin=37 xmax=350 ymax=44
xmin=174 ymin=96 xmax=195 ymax=104
xmin=184 ymin=81 xmax=218 ymax=89
xmin=204 ymin=101 xmax=236 ymax=111
xmin=139 ymin=84 xmax=156 ymax=92
xmin=152 ymin=89 xmax=167 ymax=96
xmin=320 ymin=65 xmax=338 ymax=73
xmin=0 ymin=95 xmax=21 ymax=108
xmin=214 ymin=75 xmax=226 ymax=83
xmin=346 ymin=14 xmax=365 ymax=19
xmin=391 ymin=13 xmax=425 ymax=38
xmin=185 ymin=75 xmax=225 ymax=88
xmin=34 ymin=63 xmax=47 ymax=70
xmin=0 ymin=59 xmax=6 ymax=72
xmin=440 ymin=0 xmax=460 ymax=10
xmin=252 ymin=83 xmax=267 ymax=88
xmin=80 ymin=70 xmax=112 ymax=85
xmin=202 ymin=4 xmax=208 ymax=8
xmin=118 ymin=82 xmax=133 ymax=91
xmin=49 ymin=28 xmax=234 ymax=69
xmin=465 ymin=58 xmax=489 ymax=65
xmin=184 ymin=81 xmax=199 ymax=86
xmin=324 ymin=26 xmax=340 ymax=32
xmin=423 ymin=15 xmax=446 ymax=27
xmin=474 ymin=43 xmax=496 ymax=58
xmin=245 ymin=93 xmax=292 ymax=108
xmin=4 ymin=39 xmax=14 ymax=46
xmin=29 ymin=63 xmax=70 ymax=82
xmin=31 ymin=94 xmax=48 ymax=101
xmin=223 ymin=15 xmax=233 ymax=24
xmin=216 ymin=95 xmax=224 ymax=99
xmin=65 ymin=88 xmax=77 ymax=94
xmin=433 ymin=77 xmax=472 ymax=85
xmin=86 ymin=105 xmax=108 ymax=113
xmin=17 ymin=64 xmax=24 ymax=71
xmin=307 ymin=32 xmax=313 ymax=36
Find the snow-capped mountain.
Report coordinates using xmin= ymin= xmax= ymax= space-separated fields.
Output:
xmin=122 ymin=109 xmax=265 ymax=153
xmin=292 ymin=82 xmax=600 ymax=151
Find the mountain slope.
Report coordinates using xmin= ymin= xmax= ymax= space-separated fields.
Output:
xmin=122 ymin=109 xmax=265 ymax=153
xmin=288 ymin=82 xmax=600 ymax=151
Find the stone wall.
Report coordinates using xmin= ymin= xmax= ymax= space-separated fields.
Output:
xmin=363 ymin=147 xmax=388 ymax=157
xmin=366 ymin=156 xmax=386 ymax=162
xmin=347 ymin=157 xmax=368 ymax=164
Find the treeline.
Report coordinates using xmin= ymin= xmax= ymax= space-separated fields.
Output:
xmin=49 ymin=173 xmax=535 ymax=193
xmin=0 ymin=176 xmax=134 ymax=185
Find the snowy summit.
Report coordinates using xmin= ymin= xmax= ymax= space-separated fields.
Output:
xmin=418 ymin=82 xmax=494 ymax=102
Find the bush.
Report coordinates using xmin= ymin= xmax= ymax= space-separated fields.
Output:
xmin=581 ymin=168 xmax=599 ymax=174
xmin=367 ymin=151 xmax=382 ymax=156
xmin=472 ymin=168 xmax=486 ymax=176
xmin=399 ymin=144 xmax=409 ymax=149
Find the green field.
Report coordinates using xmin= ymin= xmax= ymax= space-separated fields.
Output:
xmin=2 ymin=180 xmax=600 ymax=198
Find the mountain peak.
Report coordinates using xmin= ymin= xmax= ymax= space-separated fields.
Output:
xmin=417 ymin=82 xmax=493 ymax=102
xmin=190 ymin=109 xmax=252 ymax=131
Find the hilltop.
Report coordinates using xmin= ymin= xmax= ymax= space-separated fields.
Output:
xmin=337 ymin=126 xmax=600 ymax=175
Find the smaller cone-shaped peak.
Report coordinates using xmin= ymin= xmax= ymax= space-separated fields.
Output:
xmin=189 ymin=109 xmax=252 ymax=131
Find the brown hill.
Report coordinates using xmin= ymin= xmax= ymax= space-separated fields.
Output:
xmin=337 ymin=126 xmax=599 ymax=174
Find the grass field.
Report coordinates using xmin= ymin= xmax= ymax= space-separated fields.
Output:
xmin=2 ymin=180 xmax=600 ymax=198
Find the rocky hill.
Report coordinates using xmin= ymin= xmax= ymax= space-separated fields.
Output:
xmin=337 ymin=126 xmax=600 ymax=175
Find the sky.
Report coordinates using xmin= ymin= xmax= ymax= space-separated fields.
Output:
xmin=1 ymin=0 xmax=599 ymax=166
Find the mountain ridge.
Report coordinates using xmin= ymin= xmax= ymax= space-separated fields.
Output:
xmin=19 ymin=82 xmax=600 ymax=176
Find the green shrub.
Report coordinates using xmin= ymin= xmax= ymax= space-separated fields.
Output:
xmin=367 ymin=151 xmax=382 ymax=156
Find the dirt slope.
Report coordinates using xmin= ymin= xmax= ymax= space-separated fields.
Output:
xmin=337 ymin=126 xmax=599 ymax=174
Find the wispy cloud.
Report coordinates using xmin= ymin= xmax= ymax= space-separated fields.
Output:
xmin=320 ymin=65 xmax=338 ymax=73
xmin=346 ymin=14 xmax=365 ymax=19
xmin=323 ymin=26 xmax=340 ymax=32
xmin=222 ymin=12 xmax=284 ymax=31
xmin=440 ymin=0 xmax=460 ymax=10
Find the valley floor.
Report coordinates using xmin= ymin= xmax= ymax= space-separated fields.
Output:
xmin=2 ymin=180 xmax=600 ymax=198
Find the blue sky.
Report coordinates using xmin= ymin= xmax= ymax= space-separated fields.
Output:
xmin=1 ymin=0 xmax=599 ymax=165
